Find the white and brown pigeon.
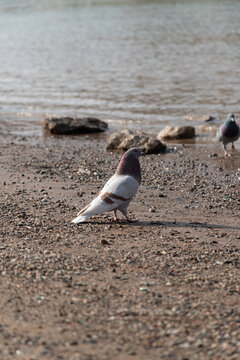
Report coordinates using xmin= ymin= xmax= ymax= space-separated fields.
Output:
xmin=217 ymin=113 xmax=240 ymax=156
xmin=72 ymin=147 xmax=145 ymax=223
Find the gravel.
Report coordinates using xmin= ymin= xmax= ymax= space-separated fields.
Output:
xmin=0 ymin=132 xmax=239 ymax=360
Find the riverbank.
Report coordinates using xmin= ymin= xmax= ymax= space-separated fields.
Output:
xmin=0 ymin=131 xmax=239 ymax=360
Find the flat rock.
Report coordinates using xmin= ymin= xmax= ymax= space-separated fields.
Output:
xmin=107 ymin=129 xmax=166 ymax=154
xmin=184 ymin=114 xmax=216 ymax=122
xmin=42 ymin=117 xmax=108 ymax=134
xmin=157 ymin=126 xmax=195 ymax=140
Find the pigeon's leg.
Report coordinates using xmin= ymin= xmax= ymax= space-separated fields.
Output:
xmin=223 ymin=144 xmax=231 ymax=157
xmin=113 ymin=210 xmax=118 ymax=221
xmin=232 ymin=142 xmax=235 ymax=150
xmin=120 ymin=208 xmax=138 ymax=223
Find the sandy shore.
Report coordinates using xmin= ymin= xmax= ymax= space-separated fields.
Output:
xmin=0 ymin=130 xmax=239 ymax=360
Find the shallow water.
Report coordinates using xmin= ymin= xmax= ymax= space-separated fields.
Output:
xmin=0 ymin=0 xmax=240 ymax=135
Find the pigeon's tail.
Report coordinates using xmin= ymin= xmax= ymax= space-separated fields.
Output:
xmin=71 ymin=214 xmax=89 ymax=223
xmin=72 ymin=202 xmax=92 ymax=224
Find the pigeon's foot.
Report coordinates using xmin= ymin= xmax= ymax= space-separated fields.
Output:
xmin=113 ymin=210 xmax=119 ymax=222
xmin=224 ymin=152 xmax=231 ymax=157
xmin=113 ymin=212 xmax=138 ymax=223
xmin=232 ymin=144 xmax=235 ymax=150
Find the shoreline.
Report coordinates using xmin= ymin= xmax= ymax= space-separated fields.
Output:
xmin=0 ymin=114 xmax=232 ymax=146
xmin=0 ymin=130 xmax=239 ymax=359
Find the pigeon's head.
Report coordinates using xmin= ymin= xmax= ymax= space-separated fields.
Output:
xmin=226 ymin=113 xmax=235 ymax=123
xmin=116 ymin=147 xmax=145 ymax=183
xmin=125 ymin=147 xmax=146 ymax=158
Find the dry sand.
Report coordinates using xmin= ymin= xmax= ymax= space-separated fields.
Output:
xmin=0 ymin=130 xmax=239 ymax=360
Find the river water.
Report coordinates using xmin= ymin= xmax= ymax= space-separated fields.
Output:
xmin=0 ymin=0 xmax=239 ymax=135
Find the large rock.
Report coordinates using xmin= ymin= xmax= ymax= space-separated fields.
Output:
xmin=106 ymin=129 xmax=132 ymax=149
xmin=184 ymin=114 xmax=215 ymax=122
xmin=107 ymin=129 xmax=166 ymax=154
xmin=157 ymin=126 xmax=195 ymax=140
xmin=42 ymin=117 xmax=108 ymax=134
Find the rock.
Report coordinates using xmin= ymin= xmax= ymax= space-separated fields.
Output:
xmin=106 ymin=129 xmax=133 ymax=150
xmin=184 ymin=114 xmax=215 ymax=122
xmin=157 ymin=126 xmax=195 ymax=140
xmin=42 ymin=117 xmax=108 ymax=134
xmin=106 ymin=129 xmax=167 ymax=154
xmin=143 ymin=137 xmax=167 ymax=154
xmin=198 ymin=125 xmax=218 ymax=134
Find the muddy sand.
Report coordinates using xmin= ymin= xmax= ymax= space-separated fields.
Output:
xmin=0 ymin=130 xmax=239 ymax=360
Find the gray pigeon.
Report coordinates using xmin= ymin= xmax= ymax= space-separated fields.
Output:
xmin=217 ymin=113 xmax=240 ymax=156
xmin=72 ymin=147 xmax=145 ymax=223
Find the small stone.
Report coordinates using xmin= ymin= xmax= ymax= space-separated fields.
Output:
xmin=139 ymin=287 xmax=149 ymax=292
xmin=101 ymin=239 xmax=111 ymax=246
xmin=129 ymin=350 xmax=137 ymax=356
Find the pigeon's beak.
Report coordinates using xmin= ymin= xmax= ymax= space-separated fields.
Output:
xmin=141 ymin=150 xmax=146 ymax=156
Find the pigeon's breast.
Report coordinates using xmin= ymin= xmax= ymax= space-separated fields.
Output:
xmin=223 ymin=123 xmax=239 ymax=139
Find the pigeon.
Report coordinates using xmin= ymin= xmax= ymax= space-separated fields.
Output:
xmin=72 ymin=147 xmax=145 ymax=223
xmin=217 ymin=113 xmax=240 ymax=156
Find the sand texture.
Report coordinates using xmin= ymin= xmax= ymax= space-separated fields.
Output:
xmin=0 ymin=132 xmax=239 ymax=360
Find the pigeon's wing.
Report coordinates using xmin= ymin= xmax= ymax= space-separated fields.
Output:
xmin=216 ymin=125 xmax=223 ymax=141
xmin=102 ymin=174 xmax=139 ymax=198
xmin=73 ymin=174 xmax=139 ymax=222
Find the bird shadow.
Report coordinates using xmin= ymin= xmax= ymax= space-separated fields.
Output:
xmin=136 ymin=220 xmax=240 ymax=231
xmin=82 ymin=219 xmax=240 ymax=232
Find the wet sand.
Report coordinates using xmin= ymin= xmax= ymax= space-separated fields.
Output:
xmin=0 ymin=131 xmax=239 ymax=360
